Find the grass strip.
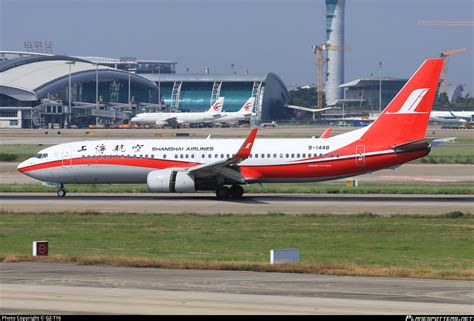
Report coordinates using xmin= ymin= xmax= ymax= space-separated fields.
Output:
xmin=1 ymin=183 xmax=473 ymax=194
xmin=1 ymin=212 xmax=472 ymax=280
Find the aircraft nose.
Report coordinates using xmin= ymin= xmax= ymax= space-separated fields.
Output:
xmin=17 ymin=158 xmax=33 ymax=174
xmin=131 ymin=117 xmax=138 ymax=123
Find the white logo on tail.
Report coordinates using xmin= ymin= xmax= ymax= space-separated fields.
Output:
xmin=388 ymin=88 xmax=430 ymax=114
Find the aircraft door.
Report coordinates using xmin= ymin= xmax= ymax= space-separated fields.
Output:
xmin=356 ymin=145 xmax=365 ymax=166
xmin=62 ymin=146 xmax=72 ymax=167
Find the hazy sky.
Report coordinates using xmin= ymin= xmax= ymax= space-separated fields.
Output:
xmin=1 ymin=0 xmax=473 ymax=94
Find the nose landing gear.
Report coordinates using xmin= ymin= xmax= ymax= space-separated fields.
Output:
xmin=57 ymin=184 xmax=67 ymax=197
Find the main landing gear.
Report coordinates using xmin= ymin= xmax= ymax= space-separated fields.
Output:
xmin=216 ymin=185 xmax=244 ymax=200
xmin=57 ymin=184 xmax=67 ymax=197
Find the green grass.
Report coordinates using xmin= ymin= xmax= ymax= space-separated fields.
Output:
xmin=410 ymin=145 xmax=474 ymax=164
xmin=1 ymin=212 xmax=472 ymax=279
xmin=0 ymin=144 xmax=50 ymax=162
xmin=1 ymin=182 xmax=473 ymax=194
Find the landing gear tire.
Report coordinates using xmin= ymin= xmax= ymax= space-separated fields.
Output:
xmin=230 ymin=185 xmax=244 ymax=199
xmin=57 ymin=189 xmax=67 ymax=197
xmin=216 ymin=186 xmax=231 ymax=200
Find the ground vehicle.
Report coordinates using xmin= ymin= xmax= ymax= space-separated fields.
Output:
xmin=261 ymin=121 xmax=278 ymax=128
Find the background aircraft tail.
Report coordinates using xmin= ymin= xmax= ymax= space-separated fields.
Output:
xmin=361 ymin=58 xmax=443 ymax=147
xmin=208 ymin=97 xmax=224 ymax=113
xmin=239 ymin=97 xmax=255 ymax=113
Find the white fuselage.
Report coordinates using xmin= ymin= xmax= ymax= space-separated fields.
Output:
xmin=132 ymin=111 xmax=221 ymax=125
xmin=429 ymin=111 xmax=473 ymax=124
xmin=212 ymin=112 xmax=254 ymax=123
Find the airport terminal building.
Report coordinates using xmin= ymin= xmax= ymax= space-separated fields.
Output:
xmin=0 ymin=51 xmax=289 ymax=128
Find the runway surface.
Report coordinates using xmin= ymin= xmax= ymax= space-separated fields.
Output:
xmin=1 ymin=192 xmax=473 ymax=215
xmin=1 ymin=125 xmax=471 ymax=144
xmin=1 ymin=262 xmax=472 ymax=314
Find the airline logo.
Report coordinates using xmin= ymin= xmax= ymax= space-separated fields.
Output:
xmin=243 ymin=101 xmax=252 ymax=112
xmin=388 ymin=88 xmax=430 ymax=114
xmin=211 ymin=99 xmax=223 ymax=112
xmin=242 ymin=98 xmax=255 ymax=112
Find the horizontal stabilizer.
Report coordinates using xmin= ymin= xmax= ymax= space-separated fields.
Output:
xmin=391 ymin=139 xmax=431 ymax=153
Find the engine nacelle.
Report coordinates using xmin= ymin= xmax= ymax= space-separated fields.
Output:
xmin=155 ymin=120 xmax=168 ymax=126
xmin=147 ymin=169 xmax=196 ymax=193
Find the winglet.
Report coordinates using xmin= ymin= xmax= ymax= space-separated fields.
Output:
xmin=234 ymin=128 xmax=258 ymax=160
xmin=320 ymin=127 xmax=332 ymax=139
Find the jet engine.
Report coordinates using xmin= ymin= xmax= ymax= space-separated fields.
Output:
xmin=147 ymin=169 xmax=196 ymax=193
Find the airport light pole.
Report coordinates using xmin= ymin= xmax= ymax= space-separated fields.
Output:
xmin=95 ymin=63 xmax=99 ymax=109
xmin=128 ymin=66 xmax=136 ymax=110
xmin=65 ymin=61 xmax=75 ymax=127
xmin=379 ymin=61 xmax=382 ymax=114
xmin=95 ymin=63 xmax=99 ymax=126
xmin=158 ymin=66 xmax=161 ymax=110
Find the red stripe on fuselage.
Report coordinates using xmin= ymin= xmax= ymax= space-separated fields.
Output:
xmin=18 ymin=157 xmax=198 ymax=173
xmin=18 ymin=149 xmax=428 ymax=180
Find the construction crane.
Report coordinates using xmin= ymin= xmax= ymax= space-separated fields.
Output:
xmin=417 ymin=20 xmax=474 ymax=27
xmin=312 ymin=44 xmax=351 ymax=109
xmin=440 ymin=48 xmax=467 ymax=94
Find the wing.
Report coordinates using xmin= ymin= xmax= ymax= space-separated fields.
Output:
xmin=186 ymin=128 xmax=258 ymax=183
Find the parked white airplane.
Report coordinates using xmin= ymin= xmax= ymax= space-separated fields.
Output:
xmin=212 ymin=97 xmax=256 ymax=124
xmin=429 ymin=110 xmax=473 ymax=124
xmin=18 ymin=58 xmax=445 ymax=200
xmin=131 ymin=97 xmax=224 ymax=126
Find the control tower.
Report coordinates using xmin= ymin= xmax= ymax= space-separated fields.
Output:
xmin=325 ymin=0 xmax=345 ymax=105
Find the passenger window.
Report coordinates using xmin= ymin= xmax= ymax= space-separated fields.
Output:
xmin=174 ymin=154 xmax=178 ymax=159
xmin=249 ymin=154 xmax=252 ymax=158
xmin=297 ymin=153 xmax=300 ymax=158
xmin=208 ymin=154 xmax=212 ymax=158
xmin=331 ymin=154 xmax=334 ymax=158
xmin=191 ymin=154 xmax=194 ymax=159
xmin=303 ymin=153 xmax=306 ymax=158
xmin=202 ymin=154 xmax=205 ymax=158
xmin=226 ymin=154 xmax=230 ymax=158
xmin=151 ymin=154 xmax=154 ymax=159
xmin=273 ymin=154 xmax=276 ymax=158
xmin=280 ymin=153 xmax=283 ymax=158
xmin=286 ymin=153 xmax=289 ymax=158
xmin=267 ymin=154 xmax=271 ymax=158
xmin=163 ymin=154 xmax=166 ymax=159
xmin=185 ymin=154 xmax=189 ymax=158
xmin=336 ymin=154 xmax=340 ymax=158
xmin=180 ymin=154 xmax=184 ymax=159
xmin=220 ymin=154 xmax=224 ymax=158
xmin=261 ymin=154 xmax=265 ymax=158
xmin=255 ymin=154 xmax=259 ymax=158
xmin=291 ymin=153 xmax=295 ymax=158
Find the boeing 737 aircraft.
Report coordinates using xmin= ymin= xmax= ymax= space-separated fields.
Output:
xmin=131 ymin=97 xmax=224 ymax=126
xmin=212 ymin=97 xmax=256 ymax=124
xmin=18 ymin=59 xmax=444 ymax=200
